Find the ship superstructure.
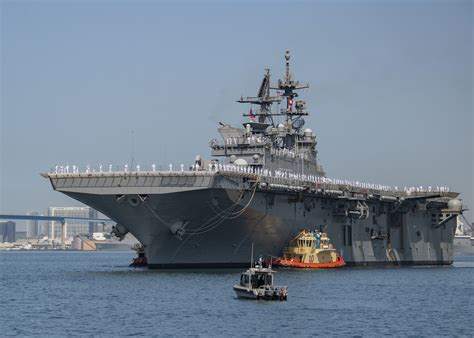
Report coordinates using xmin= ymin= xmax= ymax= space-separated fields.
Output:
xmin=43 ymin=51 xmax=463 ymax=268
xmin=211 ymin=50 xmax=324 ymax=176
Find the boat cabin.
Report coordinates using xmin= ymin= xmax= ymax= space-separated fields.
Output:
xmin=239 ymin=267 xmax=274 ymax=288
xmin=279 ymin=229 xmax=340 ymax=265
xmin=290 ymin=230 xmax=333 ymax=251
xmin=234 ymin=264 xmax=288 ymax=300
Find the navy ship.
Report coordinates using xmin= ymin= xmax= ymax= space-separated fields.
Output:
xmin=43 ymin=51 xmax=464 ymax=268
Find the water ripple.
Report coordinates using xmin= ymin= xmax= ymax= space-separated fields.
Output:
xmin=0 ymin=251 xmax=473 ymax=335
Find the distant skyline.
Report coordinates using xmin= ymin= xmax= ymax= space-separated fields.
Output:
xmin=1 ymin=0 xmax=473 ymax=223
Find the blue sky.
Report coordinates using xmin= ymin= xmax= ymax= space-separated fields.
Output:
xmin=1 ymin=0 xmax=473 ymax=224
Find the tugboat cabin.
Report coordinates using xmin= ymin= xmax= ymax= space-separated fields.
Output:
xmin=273 ymin=229 xmax=345 ymax=268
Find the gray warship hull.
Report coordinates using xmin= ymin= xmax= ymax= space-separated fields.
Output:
xmin=44 ymin=171 xmax=459 ymax=268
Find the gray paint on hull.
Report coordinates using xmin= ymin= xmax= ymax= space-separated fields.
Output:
xmin=61 ymin=185 xmax=456 ymax=267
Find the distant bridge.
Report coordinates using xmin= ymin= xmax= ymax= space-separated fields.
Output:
xmin=0 ymin=214 xmax=116 ymax=248
xmin=0 ymin=214 xmax=115 ymax=223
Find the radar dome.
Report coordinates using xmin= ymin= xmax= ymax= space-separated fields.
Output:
xmin=234 ymin=158 xmax=248 ymax=166
xmin=447 ymin=199 xmax=462 ymax=212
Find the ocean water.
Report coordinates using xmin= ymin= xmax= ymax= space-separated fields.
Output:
xmin=0 ymin=251 xmax=472 ymax=336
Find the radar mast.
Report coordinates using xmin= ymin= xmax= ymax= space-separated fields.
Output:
xmin=272 ymin=50 xmax=309 ymax=133
xmin=237 ymin=69 xmax=282 ymax=124
xmin=237 ymin=51 xmax=310 ymax=131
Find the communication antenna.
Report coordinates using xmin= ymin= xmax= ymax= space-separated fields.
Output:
xmin=250 ymin=242 xmax=254 ymax=268
xmin=130 ymin=130 xmax=135 ymax=169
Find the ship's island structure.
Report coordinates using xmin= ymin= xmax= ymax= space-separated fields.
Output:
xmin=43 ymin=51 xmax=464 ymax=268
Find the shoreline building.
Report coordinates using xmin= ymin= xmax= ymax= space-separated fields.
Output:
xmin=48 ymin=207 xmax=98 ymax=239
xmin=26 ymin=211 xmax=41 ymax=239
xmin=0 ymin=221 xmax=16 ymax=243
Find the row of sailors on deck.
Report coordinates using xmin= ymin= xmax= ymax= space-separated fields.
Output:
xmin=270 ymin=148 xmax=307 ymax=159
xmin=225 ymin=136 xmax=264 ymax=145
xmin=207 ymin=164 xmax=451 ymax=193
xmin=222 ymin=139 xmax=308 ymax=159
xmin=53 ymin=164 xmax=450 ymax=193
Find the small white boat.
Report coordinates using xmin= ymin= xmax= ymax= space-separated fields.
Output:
xmin=233 ymin=259 xmax=288 ymax=301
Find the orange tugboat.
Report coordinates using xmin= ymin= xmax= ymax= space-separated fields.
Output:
xmin=129 ymin=243 xmax=148 ymax=267
xmin=272 ymin=229 xmax=345 ymax=268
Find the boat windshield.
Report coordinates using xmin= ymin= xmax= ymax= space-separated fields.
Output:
xmin=240 ymin=274 xmax=250 ymax=286
xmin=298 ymin=238 xmax=314 ymax=247
xmin=251 ymin=273 xmax=272 ymax=288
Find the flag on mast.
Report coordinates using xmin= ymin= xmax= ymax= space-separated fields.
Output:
xmin=249 ymin=105 xmax=255 ymax=119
